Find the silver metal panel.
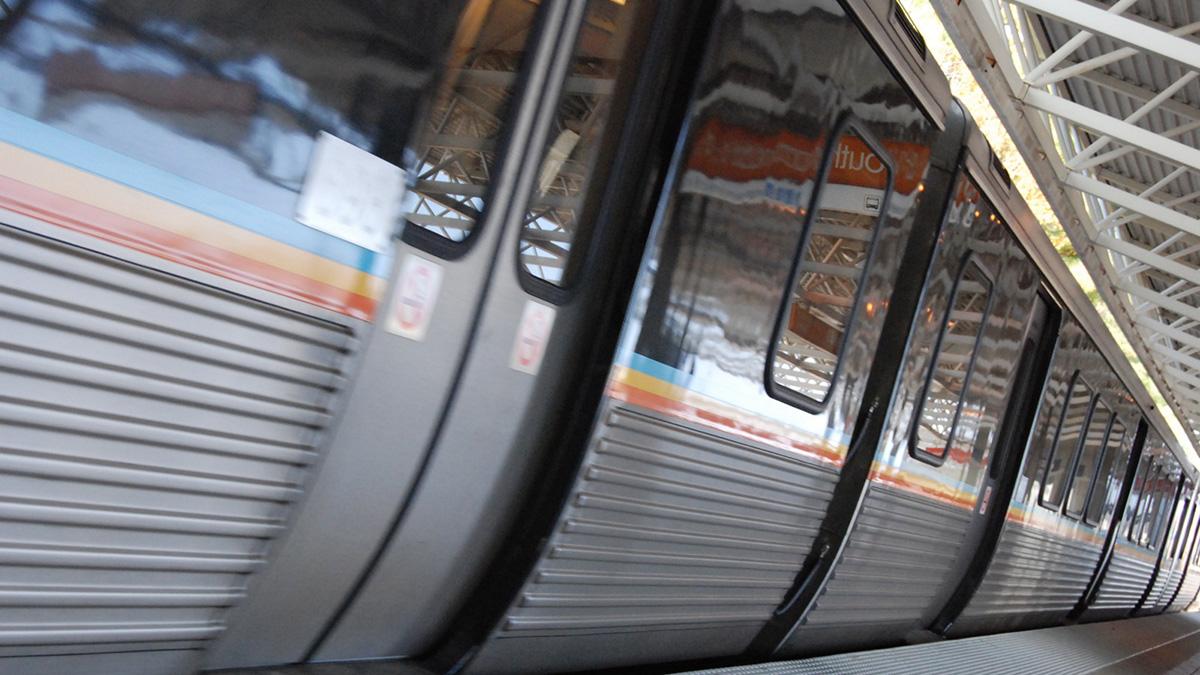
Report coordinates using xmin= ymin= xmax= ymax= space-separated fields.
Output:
xmin=954 ymin=522 xmax=1102 ymax=633
xmin=309 ymin=0 xmax=604 ymax=659
xmin=1147 ymin=566 xmax=1184 ymax=613
xmin=1089 ymin=546 xmax=1156 ymax=615
xmin=793 ymin=484 xmax=971 ymax=649
xmin=467 ymin=402 xmax=837 ymax=673
xmin=206 ymin=1 xmax=577 ymax=665
xmin=1171 ymin=567 xmax=1200 ymax=612
xmin=0 ymin=224 xmax=353 ymax=669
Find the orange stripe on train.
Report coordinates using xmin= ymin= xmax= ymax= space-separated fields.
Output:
xmin=0 ymin=174 xmax=377 ymax=319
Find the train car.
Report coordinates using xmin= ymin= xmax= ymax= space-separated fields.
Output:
xmin=1081 ymin=433 xmax=1187 ymax=622
xmin=0 ymin=0 xmax=1197 ymax=674
xmin=1164 ymin=485 xmax=1200 ymax=613
xmin=1136 ymin=473 xmax=1192 ymax=615
xmin=948 ymin=382 xmax=1156 ymax=635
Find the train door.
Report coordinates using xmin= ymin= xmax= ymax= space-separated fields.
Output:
xmin=401 ymin=0 xmax=965 ymax=672
xmin=1138 ymin=471 xmax=1190 ymax=614
xmin=1165 ymin=485 xmax=1200 ymax=610
xmin=199 ymin=0 xmax=675 ymax=668
xmin=1123 ymin=454 xmax=1182 ymax=615
xmin=296 ymin=0 xmax=703 ymax=663
xmin=762 ymin=161 xmax=1052 ymax=656
xmin=0 ymin=3 xmax=476 ymax=674
xmin=940 ymin=309 xmax=1145 ymax=637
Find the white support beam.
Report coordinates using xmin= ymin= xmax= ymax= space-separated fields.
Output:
xmin=1023 ymin=88 xmax=1200 ymax=175
xmin=929 ymin=0 xmax=1200 ymax=457
xmin=1164 ymin=364 xmax=1200 ymax=393
xmin=1069 ymin=63 xmax=1200 ymax=123
xmin=1022 ymin=0 xmax=1140 ymax=84
xmin=1138 ymin=315 xmax=1200 ymax=355
xmin=1011 ymin=0 xmax=1200 ymax=73
xmin=1073 ymin=119 xmax=1200 ymax=173
xmin=1096 ymin=233 xmax=1200 ymax=288
xmin=1096 ymin=169 xmax=1200 ymax=226
xmin=1067 ymin=72 xmax=1200 ymax=169
xmin=1067 ymin=172 xmax=1200 ymax=240
xmin=1150 ymin=341 xmax=1200 ymax=384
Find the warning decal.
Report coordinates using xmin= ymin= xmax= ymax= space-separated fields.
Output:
xmin=510 ymin=300 xmax=556 ymax=375
xmin=386 ymin=254 xmax=443 ymax=341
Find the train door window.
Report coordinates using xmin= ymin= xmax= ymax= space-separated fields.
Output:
xmin=1084 ymin=417 xmax=1127 ymax=525
xmin=767 ymin=124 xmax=890 ymax=411
xmin=519 ymin=0 xmax=645 ymax=289
xmin=1127 ymin=456 xmax=1153 ymax=543
xmin=1039 ymin=373 xmax=1095 ymax=508
xmin=1174 ymin=493 xmax=1194 ymax=560
xmin=1141 ymin=468 xmax=1170 ymax=549
xmin=1193 ymin=512 xmax=1200 ymax=565
xmin=404 ymin=0 xmax=543 ymax=247
xmin=909 ymin=255 xmax=994 ymax=465
xmin=1152 ymin=476 xmax=1181 ymax=549
xmin=1066 ymin=400 xmax=1112 ymax=519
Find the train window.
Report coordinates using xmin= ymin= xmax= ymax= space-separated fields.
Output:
xmin=520 ymin=0 xmax=644 ymax=289
xmin=909 ymin=255 xmax=994 ymax=465
xmin=1085 ymin=417 xmax=1127 ymax=525
xmin=1066 ymin=400 xmax=1112 ymax=520
xmin=1193 ymin=511 xmax=1200 ymax=565
xmin=1183 ymin=500 xmax=1200 ymax=562
xmin=404 ymin=0 xmax=542 ymax=248
xmin=1152 ymin=476 xmax=1181 ymax=550
xmin=1127 ymin=456 xmax=1153 ymax=543
xmin=1173 ymin=494 xmax=1194 ymax=560
xmin=767 ymin=123 xmax=890 ymax=411
xmin=0 ymin=2 xmax=465 ymax=249
xmin=1039 ymin=373 xmax=1096 ymax=509
xmin=1141 ymin=469 xmax=1172 ymax=549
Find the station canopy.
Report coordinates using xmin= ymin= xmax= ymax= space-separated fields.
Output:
xmin=934 ymin=0 xmax=1200 ymax=454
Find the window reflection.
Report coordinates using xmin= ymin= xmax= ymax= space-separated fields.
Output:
xmin=771 ymin=127 xmax=889 ymax=406
xmin=1041 ymin=375 xmax=1095 ymax=507
xmin=911 ymin=257 xmax=993 ymax=461
xmin=521 ymin=0 xmax=640 ymax=286
xmin=1085 ymin=418 xmax=1126 ymax=524
xmin=1065 ymin=401 xmax=1111 ymax=518
xmin=1128 ymin=455 xmax=1155 ymax=541
xmin=0 ymin=0 xmax=444 ymax=222
xmin=405 ymin=0 xmax=539 ymax=243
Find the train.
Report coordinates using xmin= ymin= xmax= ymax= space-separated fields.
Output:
xmin=0 ymin=0 xmax=1198 ymax=673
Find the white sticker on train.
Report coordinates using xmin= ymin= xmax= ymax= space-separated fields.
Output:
xmin=296 ymin=131 xmax=404 ymax=252
xmin=510 ymin=300 xmax=556 ymax=375
xmin=387 ymin=254 xmax=443 ymax=341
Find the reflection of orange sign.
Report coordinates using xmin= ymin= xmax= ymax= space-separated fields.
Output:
xmin=954 ymin=177 xmax=982 ymax=205
xmin=688 ymin=118 xmax=930 ymax=195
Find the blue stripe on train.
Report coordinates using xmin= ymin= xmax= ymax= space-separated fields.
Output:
xmin=0 ymin=107 xmax=390 ymax=276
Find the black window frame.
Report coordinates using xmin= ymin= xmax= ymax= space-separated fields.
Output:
xmin=1037 ymin=370 xmax=1096 ymax=510
xmin=1172 ymin=489 xmax=1194 ymax=560
xmin=764 ymin=114 xmax=893 ymax=415
xmin=1064 ymin=397 xmax=1114 ymax=522
xmin=516 ymin=0 xmax=659 ymax=301
xmin=1083 ymin=415 xmax=1127 ymax=526
xmin=908 ymin=251 xmax=997 ymax=467
xmin=401 ymin=0 xmax=557 ymax=261
xmin=1139 ymin=464 xmax=1169 ymax=550
xmin=1152 ymin=472 xmax=1182 ymax=551
xmin=1192 ymin=504 xmax=1200 ymax=565
xmin=1127 ymin=454 xmax=1154 ymax=543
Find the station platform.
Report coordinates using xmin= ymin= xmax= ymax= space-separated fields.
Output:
xmin=215 ymin=612 xmax=1200 ymax=675
xmin=682 ymin=612 xmax=1200 ymax=675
